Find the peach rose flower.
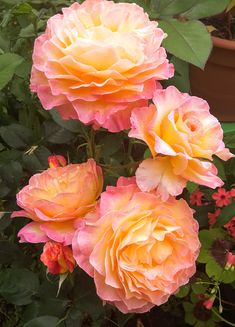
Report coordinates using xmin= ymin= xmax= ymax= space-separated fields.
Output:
xmin=30 ymin=0 xmax=173 ymax=132
xmin=72 ymin=177 xmax=200 ymax=313
xmin=40 ymin=241 xmax=75 ymax=274
xmin=12 ymin=159 xmax=103 ymax=245
xmin=129 ymin=86 xmax=233 ymax=200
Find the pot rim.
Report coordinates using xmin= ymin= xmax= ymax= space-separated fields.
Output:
xmin=212 ymin=35 xmax=235 ymax=50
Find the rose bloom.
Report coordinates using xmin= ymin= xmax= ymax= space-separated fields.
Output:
xmin=12 ymin=159 xmax=103 ymax=245
xmin=48 ymin=155 xmax=67 ymax=168
xmin=30 ymin=0 xmax=173 ymax=132
xmin=72 ymin=177 xmax=200 ymax=313
xmin=40 ymin=241 xmax=75 ymax=274
xmin=129 ymin=86 xmax=233 ymax=200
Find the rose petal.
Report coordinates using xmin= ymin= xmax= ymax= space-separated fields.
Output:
xmin=18 ymin=222 xmax=49 ymax=243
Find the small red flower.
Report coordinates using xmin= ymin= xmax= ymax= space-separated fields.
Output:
xmin=40 ymin=242 xmax=75 ymax=274
xmin=190 ymin=190 xmax=203 ymax=206
xmin=203 ymin=295 xmax=216 ymax=310
xmin=225 ymin=252 xmax=235 ymax=270
xmin=212 ymin=188 xmax=231 ymax=207
xmin=224 ymin=217 xmax=235 ymax=238
xmin=229 ymin=188 xmax=235 ymax=198
xmin=48 ymin=155 xmax=67 ymax=168
xmin=208 ymin=209 xmax=221 ymax=225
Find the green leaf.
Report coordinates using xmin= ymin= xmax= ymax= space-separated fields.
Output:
xmin=206 ymin=260 xmax=235 ymax=283
xmin=15 ymin=61 xmax=31 ymax=79
xmin=0 ymin=212 xmax=11 ymax=231
xmin=152 ymin=0 xmax=195 ymax=17
xmin=0 ymin=53 xmax=24 ymax=90
xmin=19 ymin=24 xmax=36 ymax=38
xmin=222 ymin=122 xmax=235 ymax=134
xmin=194 ymin=205 xmax=211 ymax=228
xmin=213 ymin=157 xmax=226 ymax=181
xmin=23 ymin=146 xmax=51 ymax=172
xmin=197 ymin=228 xmax=226 ymax=263
xmin=116 ymin=312 xmax=134 ymax=327
xmin=0 ymin=241 xmax=21 ymax=264
xmin=0 ymin=124 xmax=33 ymax=149
xmin=213 ymin=202 xmax=235 ymax=227
xmin=13 ymin=2 xmax=33 ymax=14
xmin=223 ymin=133 xmax=235 ymax=148
xmin=199 ymin=229 xmax=226 ymax=249
xmin=50 ymin=109 xmax=85 ymax=133
xmin=191 ymin=281 xmax=208 ymax=295
xmin=43 ymin=121 xmax=75 ymax=144
xmin=0 ymin=160 xmax=23 ymax=188
xmin=23 ymin=316 xmax=59 ymax=327
xmin=222 ymin=122 xmax=235 ymax=148
xmin=159 ymin=19 xmax=212 ymax=68
xmin=186 ymin=181 xmax=198 ymax=193
xmin=71 ymin=271 xmax=104 ymax=321
xmin=99 ymin=133 xmax=123 ymax=162
xmin=182 ymin=0 xmax=230 ymax=20
xmin=175 ymin=284 xmax=190 ymax=298
xmin=164 ymin=56 xmax=190 ymax=92
xmin=0 ymin=149 xmax=22 ymax=163
xmin=0 ymin=268 xmax=39 ymax=305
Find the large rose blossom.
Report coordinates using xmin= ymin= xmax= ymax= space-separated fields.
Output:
xmin=12 ymin=159 xmax=103 ymax=245
xmin=129 ymin=86 xmax=233 ymax=200
xmin=30 ymin=0 xmax=173 ymax=132
xmin=72 ymin=177 xmax=200 ymax=313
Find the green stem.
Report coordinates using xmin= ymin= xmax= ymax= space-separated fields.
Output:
xmin=211 ymin=308 xmax=235 ymax=326
xmin=86 ymin=128 xmax=96 ymax=158
xmin=101 ymin=161 xmax=141 ymax=171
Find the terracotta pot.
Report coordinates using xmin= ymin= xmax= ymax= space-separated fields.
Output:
xmin=189 ymin=36 xmax=235 ymax=121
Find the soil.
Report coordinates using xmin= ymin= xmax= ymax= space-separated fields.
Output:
xmin=202 ymin=14 xmax=235 ymax=40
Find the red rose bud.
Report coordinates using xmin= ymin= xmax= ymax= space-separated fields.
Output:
xmin=225 ymin=252 xmax=235 ymax=271
xmin=48 ymin=155 xmax=67 ymax=168
xmin=203 ymin=295 xmax=216 ymax=310
xmin=40 ymin=241 xmax=75 ymax=274
xmin=197 ymin=294 xmax=206 ymax=301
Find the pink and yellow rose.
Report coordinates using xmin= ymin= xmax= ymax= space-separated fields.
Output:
xmin=40 ymin=241 xmax=75 ymax=274
xmin=30 ymin=0 xmax=173 ymax=132
xmin=72 ymin=177 xmax=200 ymax=313
xmin=12 ymin=159 xmax=103 ymax=245
xmin=129 ymin=86 xmax=233 ymax=200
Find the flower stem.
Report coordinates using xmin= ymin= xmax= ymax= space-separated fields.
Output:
xmin=211 ymin=308 xmax=235 ymax=326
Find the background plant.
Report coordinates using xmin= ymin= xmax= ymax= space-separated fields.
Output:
xmin=0 ymin=0 xmax=235 ymax=326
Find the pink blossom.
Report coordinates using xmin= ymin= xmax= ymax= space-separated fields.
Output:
xmin=12 ymin=159 xmax=103 ymax=245
xmin=72 ymin=177 xmax=200 ymax=313
xmin=129 ymin=86 xmax=233 ymax=200
xmin=30 ymin=0 xmax=173 ymax=132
